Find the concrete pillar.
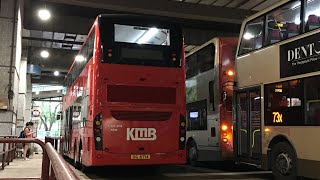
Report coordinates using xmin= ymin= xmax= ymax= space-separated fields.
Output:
xmin=25 ymin=74 xmax=32 ymax=124
xmin=0 ymin=0 xmax=24 ymax=136
xmin=17 ymin=59 xmax=27 ymax=131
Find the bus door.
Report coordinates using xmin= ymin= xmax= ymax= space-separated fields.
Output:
xmin=234 ymin=87 xmax=262 ymax=163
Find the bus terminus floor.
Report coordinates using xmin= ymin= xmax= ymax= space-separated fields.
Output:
xmin=185 ymin=37 xmax=238 ymax=163
xmin=61 ymin=15 xmax=186 ymax=170
xmin=234 ymin=0 xmax=320 ymax=179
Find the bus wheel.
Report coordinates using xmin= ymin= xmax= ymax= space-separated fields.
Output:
xmin=187 ymin=140 xmax=198 ymax=166
xmin=271 ymin=142 xmax=297 ymax=180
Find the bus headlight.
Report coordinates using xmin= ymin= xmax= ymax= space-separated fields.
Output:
xmin=180 ymin=137 xmax=185 ymax=142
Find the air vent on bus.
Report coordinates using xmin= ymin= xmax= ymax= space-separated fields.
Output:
xmin=111 ymin=111 xmax=172 ymax=121
xmin=107 ymin=85 xmax=176 ymax=104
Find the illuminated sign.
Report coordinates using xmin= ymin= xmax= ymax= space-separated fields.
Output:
xmin=277 ymin=23 xmax=283 ymax=28
xmin=190 ymin=112 xmax=199 ymax=118
xmin=273 ymin=112 xmax=283 ymax=123
xmin=275 ymin=88 xmax=283 ymax=92
xmin=280 ymin=32 xmax=320 ymax=78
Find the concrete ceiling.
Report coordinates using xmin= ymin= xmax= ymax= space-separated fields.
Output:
xmin=23 ymin=0 xmax=280 ymax=85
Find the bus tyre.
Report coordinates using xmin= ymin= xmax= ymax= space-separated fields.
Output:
xmin=187 ymin=140 xmax=198 ymax=166
xmin=271 ymin=142 xmax=297 ymax=180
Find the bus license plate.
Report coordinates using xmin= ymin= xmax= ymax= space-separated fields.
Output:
xmin=131 ymin=154 xmax=150 ymax=160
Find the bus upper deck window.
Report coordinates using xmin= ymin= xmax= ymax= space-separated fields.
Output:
xmin=305 ymin=0 xmax=320 ymax=32
xmin=238 ymin=17 xmax=264 ymax=55
xmin=265 ymin=0 xmax=301 ymax=45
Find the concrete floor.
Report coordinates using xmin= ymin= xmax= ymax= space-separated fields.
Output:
xmin=0 ymin=154 xmax=42 ymax=179
xmin=0 ymin=153 xmax=274 ymax=180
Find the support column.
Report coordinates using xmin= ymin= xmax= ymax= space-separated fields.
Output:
xmin=0 ymin=0 xmax=24 ymax=135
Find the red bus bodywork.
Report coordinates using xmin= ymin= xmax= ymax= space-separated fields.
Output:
xmin=219 ymin=37 xmax=238 ymax=159
xmin=62 ymin=16 xmax=186 ymax=167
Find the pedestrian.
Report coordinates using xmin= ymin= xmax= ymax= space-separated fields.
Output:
xmin=23 ymin=122 xmax=36 ymax=160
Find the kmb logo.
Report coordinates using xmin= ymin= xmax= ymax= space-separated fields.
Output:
xmin=126 ymin=128 xmax=157 ymax=141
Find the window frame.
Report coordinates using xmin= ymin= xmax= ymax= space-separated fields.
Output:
xmin=186 ymin=43 xmax=215 ymax=79
xmin=237 ymin=0 xmax=320 ymax=57
xmin=186 ymin=99 xmax=208 ymax=131
xmin=64 ymin=27 xmax=96 ymax=89
xmin=264 ymin=0 xmax=302 ymax=46
xmin=99 ymin=17 xmax=183 ymax=68
xmin=238 ymin=15 xmax=266 ymax=56
xmin=264 ymin=75 xmax=320 ymax=126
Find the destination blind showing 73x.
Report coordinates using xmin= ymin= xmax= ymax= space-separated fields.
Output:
xmin=280 ymin=32 xmax=320 ymax=78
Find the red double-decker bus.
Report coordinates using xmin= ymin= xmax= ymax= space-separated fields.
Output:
xmin=61 ymin=15 xmax=186 ymax=170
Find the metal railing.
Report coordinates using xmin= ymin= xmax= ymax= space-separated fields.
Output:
xmin=0 ymin=136 xmax=17 ymax=170
xmin=0 ymin=137 xmax=79 ymax=180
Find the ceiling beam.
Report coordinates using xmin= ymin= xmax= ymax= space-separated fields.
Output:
xmin=22 ymin=37 xmax=84 ymax=45
xmin=49 ymin=0 xmax=254 ymax=24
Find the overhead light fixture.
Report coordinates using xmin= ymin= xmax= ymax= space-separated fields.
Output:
xmin=75 ymin=55 xmax=85 ymax=62
xmin=38 ymin=9 xmax=51 ymax=21
xmin=137 ymin=27 xmax=159 ymax=44
xmin=243 ymin=32 xmax=254 ymax=40
xmin=40 ymin=50 xmax=49 ymax=58
xmin=54 ymin=71 xmax=59 ymax=76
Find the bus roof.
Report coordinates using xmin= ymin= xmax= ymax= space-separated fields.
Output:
xmin=186 ymin=37 xmax=238 ymax=58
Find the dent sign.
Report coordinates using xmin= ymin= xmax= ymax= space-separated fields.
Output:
xmin=126 ymin=128 xmax=157 ymax=141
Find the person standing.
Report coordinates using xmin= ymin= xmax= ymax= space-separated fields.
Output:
xmin=23 ymin=122 xmax=36 ymax=160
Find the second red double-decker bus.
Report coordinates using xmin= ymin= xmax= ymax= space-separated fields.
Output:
xmin=61 ymin=15 xmax=186 ymax=170
xmin=185 ymin=37 xmax=238 ymax=164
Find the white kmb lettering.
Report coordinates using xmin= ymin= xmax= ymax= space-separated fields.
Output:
xmin=126 ymin=128 xmax=157 ymax=141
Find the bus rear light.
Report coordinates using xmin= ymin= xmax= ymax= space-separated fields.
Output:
xmin=222 ymin=138 xmax=228 ymax=143
xmin=94 ymin=113 xmax=103 ymax=150
xmin=107 ymin=49 xmax=112 ymax=52
xmin=223 ymin=132 xmax=227 ymax=137
xmin=95 ymin=128 xmax=102 ymax=134
xmin=172 ymin=57 xmax=177 ymax=61
xmin=108 ymin=53 xmax=112 ymax=57
xmin=227 ymin=70 xmax=234 ymax=76
xmin=96 ymin=154 xmax=102 ymax=159
xmin=221 ymin=125 xmax=228 ymax=131
xmin=180 ymin=129 xmax=186 ymax=134
xmin=179 ymin=115 xmax=186 ymax=150
xmin=95 ymin=121 xmax=101 ymax=126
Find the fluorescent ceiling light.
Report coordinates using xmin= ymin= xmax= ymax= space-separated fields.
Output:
xmin=40 ymin=50 xmax=49 ymax=58
xmin=38 ymin=9 xmax=51 ymax=21
xmin=137 ymin=28 xmax=159 ymax=44
xmin=75 ymin=55 xmax=85 ymax=62
xmin=54 ymin=71 xmax=59 ymax=76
